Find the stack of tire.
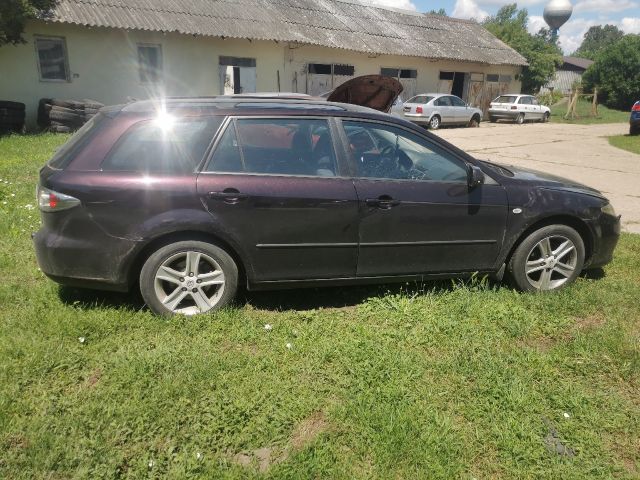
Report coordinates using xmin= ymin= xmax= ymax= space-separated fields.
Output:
xmin=38 ymin=98 xmax=104 ymax=133
xmin=0 ymin=101 xmax=26 ymax=134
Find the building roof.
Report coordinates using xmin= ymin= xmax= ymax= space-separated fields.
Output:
xmin=43 ymin=0 xmax=528 ymax=66
xmin=562 ymin=56 xmax=594 ymax=70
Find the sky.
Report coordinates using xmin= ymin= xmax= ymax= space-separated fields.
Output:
xmin=364 ymin=0 xmax=640 ymax=54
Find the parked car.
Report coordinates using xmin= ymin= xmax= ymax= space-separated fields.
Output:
xmin=402 ymin=93 xmax=483 ymax=130
xmin=630 ymin=101 xmax=640 ymax=135
xmin=33 ymin=96 xmax=620 ymax=316
xmin=488 ymin=94 xmax=551 ymax=124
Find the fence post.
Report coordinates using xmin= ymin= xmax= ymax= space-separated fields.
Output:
xmin=591 ymin=88 xmax=598 ymax=117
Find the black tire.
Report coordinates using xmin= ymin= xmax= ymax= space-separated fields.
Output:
xmin=49 ymin=124 xmax=74 ymax=133
xmin=489 ymin=116 xmax=497 ymax=123
xmin=49 ymin=110 xmax=85 ymax=125
xmin=0 ymin=101 xmax=25 ymax=111
xmin=429 ymin=115 xmax=441 ymax=130
xmin=542 ymin=112 xmax=550 ymax=123
xmin=0 ymin=111 xmax=25 ymax=122
xmin=507 ymin=224 xmax=585 ymax=292
xmin=630 ymin=124 xmax=640 ymax=136
xmin=468 ymin=115 xmax=481 ymax=128
xmin=515 ymin=113 xmax=525 ymax=125
xmin=50 ymin=99 xmax=84 ymax=109
xmin=140 ymin=240 xmax=238 ymax=316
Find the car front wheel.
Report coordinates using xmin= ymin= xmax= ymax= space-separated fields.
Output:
xmin=507 ymin=225 xmax=585 ymax=292
xmin=140 ymin=240 xmax=238 ymax=316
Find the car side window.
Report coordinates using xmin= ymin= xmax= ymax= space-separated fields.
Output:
xmin=531 ymin=98 xmax=539 ymax=105
xmin=450 ymin=96 xmax=466 ymax=107
xmin=518 ymin=97 xmax=530 ymax=105
xmin=342 ymin=121 xmax=468 ymax=183
xmin=102 ymin=117 xmax=221 ymax=173
xmin=206 ymin=118 xmax=337 ymax=177
xmin=435 ymin=97 xmax=451 ymax=107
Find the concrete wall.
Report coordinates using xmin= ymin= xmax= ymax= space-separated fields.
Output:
xmin=0 ymin=21 xmax=522 ymax=127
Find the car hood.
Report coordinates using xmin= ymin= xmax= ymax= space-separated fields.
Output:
xmin=492 ymin=163 xmax=605 ymax=198
xmin=326 ymin=75 xmax=403 ymax=112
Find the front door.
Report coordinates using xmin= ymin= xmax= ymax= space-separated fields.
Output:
xmin=198 ymin=117 xmax=359 ymax=283
xmin=339 ymin=120 xmax=508 ymax=277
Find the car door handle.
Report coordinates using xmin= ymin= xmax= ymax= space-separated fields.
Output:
xmin=207 ymin=189 xmax=248 ymax=204
xmin=366 ymin=196 xmax=400 ymax=209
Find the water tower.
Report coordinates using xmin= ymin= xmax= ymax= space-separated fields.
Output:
xmin=543 ymin=0 xmax=573 ymax=38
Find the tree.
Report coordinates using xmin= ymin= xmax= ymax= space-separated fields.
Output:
xmin=427 ymin=9 xmax=447 ymax=16
xmin=0 ymin=0 xmax=58 ymax=46
xmin=582 ymin=34 xmax=640 ymax=110
xmin=483 ymin=4 xmax=562 ymax=93
xmin=574 ymin=25 xmax=624 ymax=60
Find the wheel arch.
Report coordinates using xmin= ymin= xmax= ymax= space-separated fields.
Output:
xmin=505 ymin=215 xmax=594 ymax=267
xmin=126 ymin=230 xmax=249 ymax=289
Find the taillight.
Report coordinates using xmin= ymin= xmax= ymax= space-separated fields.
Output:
xmin=416 ymin=106 xmax=423 ymax=114
xmin=511 ymin=106 xmax=518 ymax=110
xmin=37 ymin=186 xmax=80 ymax=212
xmin=633 ymin=102 xmax=640 ymax=112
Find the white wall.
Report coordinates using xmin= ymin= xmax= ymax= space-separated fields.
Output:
xmin=0 ymin=21 xmax=522 ymax=127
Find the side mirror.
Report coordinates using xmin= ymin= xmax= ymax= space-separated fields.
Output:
xmin=467 ymin=165 xmax=485 ymax=188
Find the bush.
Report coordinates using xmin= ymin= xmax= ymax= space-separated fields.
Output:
xmin=536 ymin=90 xmax=564 ymax=107
xmin=582 ymin=35 xmax=640 ymax=110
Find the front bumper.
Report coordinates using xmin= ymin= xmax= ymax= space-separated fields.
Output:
xmin=585 ymin=212 xmax=621 ymax=269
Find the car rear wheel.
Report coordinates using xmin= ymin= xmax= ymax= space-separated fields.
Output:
xmin=489 ymin=116 xmax=497 ymax=123
xmin=630 ymin=124 xmax=640 ymax=136
xmin=468 ymin=115 xmax=480 ymax=128
xmin=429 ymin=115 xmax=441 ymax=130
xmin=542 ymin=112 xmax=550 ymax=123
xmin=140 ymin=240 xmax=238 ymax=316
xmin=515 ymin=113 xmax=525 ymax=125
xmin=507 ymin=225 xmax=585 ymax=292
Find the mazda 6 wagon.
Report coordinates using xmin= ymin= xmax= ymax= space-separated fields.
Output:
xmin=34 ymin=97 xmax=620 ymax=316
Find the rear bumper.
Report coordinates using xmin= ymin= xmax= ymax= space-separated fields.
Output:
xmin=403 ymin=113 xmax=431 ymax=124
xmin=488 ymin=109 xmax=519 ymax=119
xmin=33 ymin=226 xmax=137 ymax=292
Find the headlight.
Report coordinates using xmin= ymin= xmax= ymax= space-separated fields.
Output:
xmin=601 ymin=203 xmax=616 ymax=216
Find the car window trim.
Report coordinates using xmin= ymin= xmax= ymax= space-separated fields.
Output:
xmin=334 ymin=116 xmax=475 ymax=184
xmin=200 ymin=115 xmax=349 ymax=178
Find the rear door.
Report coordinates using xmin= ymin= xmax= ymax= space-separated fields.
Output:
xmin=434 ymin=96 xmax=453 ymax=123
xmin=449 ymin=95 xmax=470 ymax=124
xmin=197 ymin=116 xmax=359 ymax=283
xmin=338 ymin=119 xmax=508 ymax=276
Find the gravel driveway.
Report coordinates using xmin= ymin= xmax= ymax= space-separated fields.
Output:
xmin=435 ymin=122 xmax=639 ymax=233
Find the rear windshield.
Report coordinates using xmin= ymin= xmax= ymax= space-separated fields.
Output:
xmin=494 ymin=96 xmax=517 ymax=104
xmin=407 ymin=95 xmax=434 ymax=104
xmin=48 ymin=114 xmax=106 ymax=169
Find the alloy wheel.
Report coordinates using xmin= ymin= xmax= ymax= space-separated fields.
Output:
xmin=430 ymin=116 xmax=440 ymax=129
xmin=524 ymin=235 xmax=578 ymax=291
xmin=153 ymin=250 xmax=226 ymax=315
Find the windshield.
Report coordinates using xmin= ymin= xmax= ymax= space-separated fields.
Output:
xmin=494 ymin=96 xmax=517 ymax=104
xmin=407 ymin=95 xmax=434 ymax=105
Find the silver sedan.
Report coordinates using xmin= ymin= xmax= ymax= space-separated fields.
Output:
xmin=402 ymin=93 xmax=483 ymax=130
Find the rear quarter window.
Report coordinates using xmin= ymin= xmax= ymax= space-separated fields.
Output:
xmin=101 ymin=116 xmax=222 ymax=173
xmin=48 ymin=114 xmax=106 ymax=169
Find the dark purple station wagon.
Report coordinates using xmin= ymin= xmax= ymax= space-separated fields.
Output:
xmin=33 ymin=96 xmax=620 ymax=316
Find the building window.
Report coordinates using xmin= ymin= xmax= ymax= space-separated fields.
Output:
xmin=35 ymin=36 xmax=70 ymax=82
xmin=486 ymin=74 xmax=500 ymax=83
xmin=138 ymin=44 xmax=162 ymax=84
xmin=308 ymin=64 xmax=354 ymax=76
xmin=381 ymin=68 xmax=417 ymax=79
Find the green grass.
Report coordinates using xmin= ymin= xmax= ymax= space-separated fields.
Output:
xmin=551 ymin=99 xmax=630 ymax=125
xmin=1 ymin=133 xmax=639 ymax=479
xmin=609 ymin=134 xmax=640 ymax=156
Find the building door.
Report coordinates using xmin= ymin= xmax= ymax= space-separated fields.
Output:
xmin=219 ymin=56 xmax=256 ymax=95
xmin=307 ymin=64 xmax=355 ymax=96
xmin=468 ymin=73 xmax=485 ymax=110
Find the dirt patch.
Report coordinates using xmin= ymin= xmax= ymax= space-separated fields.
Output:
xmin=4 ymin=434 xmax=28 ymax=451
xmin=229 ymin=411 xmax=330 ymax=473
xmin=574 ymin=313 xmax=606 ymax=330
xmin=85 ymin=369 xmax=102 ymax=388
xmin=517 ymin=336 xmax=556 ymax=353
xmin=290 ymin=411 xmax=329 ymax=450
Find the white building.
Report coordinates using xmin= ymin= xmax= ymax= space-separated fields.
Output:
xmin=0 ymin=0 xmax=527 ymax=127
